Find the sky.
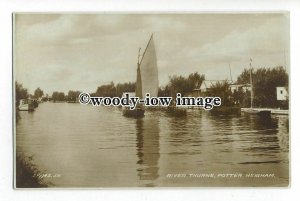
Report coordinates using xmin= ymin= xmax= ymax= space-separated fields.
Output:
xmin=14 ymin=13 xmax=289 ymax=95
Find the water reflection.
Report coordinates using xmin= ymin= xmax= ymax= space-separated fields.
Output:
xmin=135 ymin=116 xmax=160 ymax=187
xmin=16 ymin=103 xmax=289 ymax=187
xmin=232 ymin=114 xmax=286 ymax=165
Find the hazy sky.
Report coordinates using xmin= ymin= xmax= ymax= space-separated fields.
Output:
xmin=15 ymin=13 xmax=289 ymax=95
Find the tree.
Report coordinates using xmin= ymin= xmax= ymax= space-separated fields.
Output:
xmin=187 ymin=72 xmax=205 ymax=90
xmin=168 ymin=72 xmax=205 ymax=97
xmin=15 ymin=82 xmax=28 ymax=107
xmin=232 ymin=87 xmax=248 ymax=107
xmin=95 ymin=81 xmax=116 ymax=97
xmin=52 ymin=91 xmax=65 ymax=102
xmin=158 ymin=85 xmax=171 ymax=97
xmin=207 ymin=80 xmax=234 ymax=106
xmin=58 ymin=92 xmax=65 ymax=101
xmin=120 ymin=82 xmax=135 ymax=97
xmin=237 ymin=66 xmax=288 ymax=108
xmin=94 ymin=81 xmax=136 ymax=97
xmin=34 ymin=87 xmax=44 ymax=99
xmin=169 ymin=75 xmax=188 ymax=96
xmin=67 ymin=90 xmax=80 ymax=102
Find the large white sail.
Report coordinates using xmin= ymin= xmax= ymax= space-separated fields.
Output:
xmin=139 ymin=35 xmax=159 ymax=98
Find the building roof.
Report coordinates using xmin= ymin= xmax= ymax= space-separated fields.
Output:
xmin=200 ymin=80 xmax=232 ymax=90
xmin=229 ymin=83 xmax=251 ymax=87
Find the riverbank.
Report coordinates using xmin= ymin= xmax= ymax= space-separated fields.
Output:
xmin=15 ymin=153 xmax=50 ymax=188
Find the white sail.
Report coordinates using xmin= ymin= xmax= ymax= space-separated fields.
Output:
xmin=139 ymin=35 xmax=159 ymax=98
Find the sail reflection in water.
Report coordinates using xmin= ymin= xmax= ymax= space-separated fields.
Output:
xmin=136 ymin=116 xmax=160 ymax=187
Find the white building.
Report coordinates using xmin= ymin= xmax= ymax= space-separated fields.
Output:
xmin=229 ymin=84 xmax=252 ymax=93
xmin=276 ymin=87 xmax=288 ymax=100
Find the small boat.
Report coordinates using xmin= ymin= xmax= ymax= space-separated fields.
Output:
xmin=271 ymin=109 xmax=289 ymax=115
xmin=122 ymin=92 xmax=145 ymax=117
xmin=241 ymin=108 xmax=271 ymax=116
xmin=18 ymin=99 xmax=35 ymax=111
xmin=122 ymin=107 xmax=145 ymax=117
xmin=241 ymin=108 xmax=288 ymax=116
xmin=122 ymin=34 xmax=159 ymax=118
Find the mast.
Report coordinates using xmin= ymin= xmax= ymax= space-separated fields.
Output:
xmin=284 ymin=48 xmax=287 ymax=71
xmin=228 ymin=61 xmax=233 ymax=83
xmin=249 ymin=58 xmax=253 ymax=108
xmin=137 ymin=48 xmax=141 ymax=64
xmin=135 ymin=48 xmax=142 ymax=99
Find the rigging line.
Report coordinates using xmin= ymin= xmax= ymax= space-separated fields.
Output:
xmin=139 ymin=33 xmax=154 ymax=64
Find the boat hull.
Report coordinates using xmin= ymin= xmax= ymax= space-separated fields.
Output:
xmin=18 ymin=104 xmax=34 ymax=111
xmin=18 ymin=99 xmax=35 ymax=111
xmin=122 ymin=108 xmax=145 ymax=118
xmin=241 ymin=108 xmax=271 ymax=116
xmin=241 ymin=108 xmax=288 ymax=115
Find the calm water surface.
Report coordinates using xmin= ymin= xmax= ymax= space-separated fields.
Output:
xmin=16 ymin=102 xmax=289 ymax=187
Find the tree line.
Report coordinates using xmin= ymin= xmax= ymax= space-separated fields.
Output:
xmin=15 ymin=83 xmax=81 ymax=103
xmin=236 ymin=66 xmax=288 ymax=108
xmin=15 ymin=66 xmax=288 ymax=108
xmin=201 ymin=66 xmax=288 ymax=108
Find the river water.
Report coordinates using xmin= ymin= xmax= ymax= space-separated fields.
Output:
xmin=16 ymin=102 xmax=289 ymax=187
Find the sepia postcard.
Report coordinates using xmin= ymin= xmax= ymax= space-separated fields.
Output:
xmin=13 ymin=13 xmax=290 ymax=188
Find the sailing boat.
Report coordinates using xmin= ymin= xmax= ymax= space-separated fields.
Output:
xmin=122 ymin=34 xmax=159 ymax=117
xmin=241 ymin=58 xmax=270 ymax=116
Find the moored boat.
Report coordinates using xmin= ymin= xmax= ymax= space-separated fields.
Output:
xmin=18 ymin=99 xmax=35 ymax=111
xmin=241 ymin=108 xmax=271 ymax=116
xmin=241 ymin=107 xmax=288 ymax=116
xmin=122 ymin=107 xmax=145 ymax=117
xmin=271 ymin=109 xmax=288 ymax=115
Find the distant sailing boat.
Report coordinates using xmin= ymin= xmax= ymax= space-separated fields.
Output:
xmin=122 ymin=34 xmax=159 ymax=117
